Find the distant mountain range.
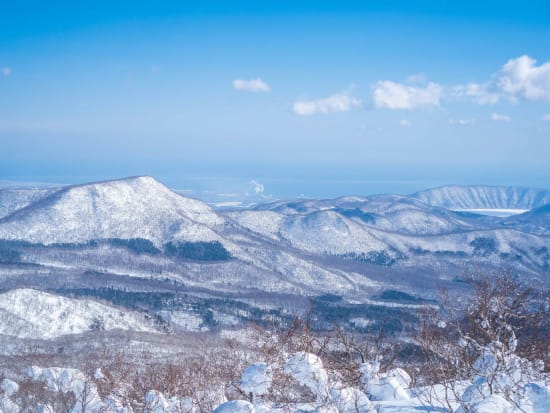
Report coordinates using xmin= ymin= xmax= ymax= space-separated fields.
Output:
xmin=0 ymin=177 xmax=548 ymax=339
xmin=412 ymin=185 xmax=550 ymax=210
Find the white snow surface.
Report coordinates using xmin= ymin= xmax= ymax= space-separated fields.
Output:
xmin=27 ymin=366 xmax=104 ymax=413
xmin=0 ymin=289 xmax=155 ymax=339
xmin=226 ymin=210 xmax=284 ymax=241
xmin=0 ymin=379 xmax=19 ymax=397
xmin=240 ymin=363 xmax=272 ymax=396
xmin=0 ymin=394 xmax=19 ymax=413
xmin=278 ymin=210 xmax=390 ymax=255
xmin=284 ymin=352 xmax=330 ymax=398
xmin=157 ymin=309 xmax=207 ymax=332
xmin=213 ymin=400 xmax=255 ymax=413
xmin=360 ymin=361 xmax=410 ymax=402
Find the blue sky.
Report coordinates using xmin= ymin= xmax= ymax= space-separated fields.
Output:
xmin=1 ymin=1 xmax=550 ymax=198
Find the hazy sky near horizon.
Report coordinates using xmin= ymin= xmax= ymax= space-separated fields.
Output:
xmin=1 ymin=1 xmax=550 ymax=198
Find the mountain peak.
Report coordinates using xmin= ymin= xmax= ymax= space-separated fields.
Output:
xmin=0 ymin=176 xmax=224 ymax=246
xmin=64 ymin=175 xmax=167 ymax=192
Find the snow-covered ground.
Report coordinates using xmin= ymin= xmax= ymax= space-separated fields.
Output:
xmin=2 ymin=347 xmax=548 ymax=413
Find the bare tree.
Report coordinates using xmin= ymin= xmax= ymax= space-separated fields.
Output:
xmin=415 ymin=271 xmax=550 ymax=412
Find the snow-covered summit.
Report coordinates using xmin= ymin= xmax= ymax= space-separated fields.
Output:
xmin=0 ymin=288 xmax=155 ymax=339
xmin=0 ymin=176 xmax=225 ymax=246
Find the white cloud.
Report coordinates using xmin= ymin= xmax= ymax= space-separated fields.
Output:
xmin=449 ymin=118 xmax=476 ymax=126
xmin=399 ymin=119 xmax=412 ymax=127
xmin=251 ymin=180 xmax=264 ymax=194
xmin=451 ymin=55 xmax=550 ymax=104
xmin=452 ymin=83 xmax=499 ymax=105
xmin=497 ymin=55 xmax=550 ymax=101
xmin=373 ymin=81 xmax=442 ymax=110
xmin=491 ymin=113 xmax=511 ymax=122
xmin=232 ymin=78 xmax=271 ymax=92
xmin=293 ymin=91 xmax=361 ymax=116
xmin=1 ymin=67 xmax=12 ymax=76
xmin=542 ymin=114 xmax=550 ymax=122
xmin=373 ymin=55 xmax=550 ymax=110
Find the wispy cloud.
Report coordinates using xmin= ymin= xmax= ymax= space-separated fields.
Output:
xmin=452 ymin=83 xmax=499 ymax=105
xmin=373 ymin=81 xmax=442 ymax=110
xmin=449 ymin=118 xmax=476 ymax=126
xmin=399 ymin=119 xmax=412 ymax=127
xmin=491 ymin=113 xmax=511 ymax=122
xmin=1 ymin=67 xmax=12 ymax=76
xmin=293 ymin=90 xmax=361 ymax=116
xmin=232 ymin=78 xmax=271 ymax=92
xmin=542 ymin=114 xmax=550 ymax=122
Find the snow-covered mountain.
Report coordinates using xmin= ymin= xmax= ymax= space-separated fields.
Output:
xmin=0 ymin=176 xmax=225 ymax=246
xmin=412 ymin=185 xmax=550 ymax=210
xmin=227 ymin=193 xmax=550 ymax=271
xmin=239 ymin=195 xmax=475 ymax=237
xmin=0 ymin=177 xmax=549 ymax=335
xmin=0 ymin=289 xmax=155 ymax=339
xmin=230 ymin=195 xmax=475 ymax=250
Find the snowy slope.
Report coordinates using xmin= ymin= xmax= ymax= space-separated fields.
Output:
xmin=412 ymin=185 xmax=550 ymax=210
xmin=379 ymin=227 xmax=550 ymax=264
xmin=254 ymin=196 xmax=369 ymax=215
xmin=0 ymin=289 xmax=155 ymax=339
xmin=278 ymin=210 xmax=390 ymax=255
xmin=0 ymin=176 xmax=226 ymax=246
xmin=337 ymin=195 xmax=474 ymax=235
xmin=504 ymin=203 xmax=550 ymax=235
xmin=0 ymin=187 xmax=57 ymax=219
xmin=228 ymin=207 xmax=393 ymax=256
xmin=225 ymin=210 xmax=285 ymax=241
